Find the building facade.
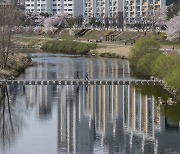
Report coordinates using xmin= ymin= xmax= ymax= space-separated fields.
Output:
xmin=83 ymin=0 xmax=166 ymax=28
xmin=83 ymin=0 xmax=123 ymax=28
xmin=83 ymin=0 xmax=123 ymax=18
xmin=124 ymin=0 xmax=166 ymax=27
xmin=25 ymin=0 xmax=83 ymax=17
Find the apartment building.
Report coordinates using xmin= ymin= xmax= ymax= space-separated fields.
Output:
xmin=84 ymin=0 xmax=123 ymax=19
xmin=124 ymin=0 xmax=166 ymax=26
xmin=25 ymin=0 xmax=83 ymax=17
xmin=83 ymin=0 xmax=166 ymax=28
xmin=83 ymin=0 xmax=123 ymax=27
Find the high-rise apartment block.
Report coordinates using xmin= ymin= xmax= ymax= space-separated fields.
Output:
xmin=83 ymin=0 xmax=166 ymax=27
xmin=124 ymin=0 xmax=166 ymax=26
xmin=83 ymin=0 xmax=123 ymax=18
xmin=25 ymin=0 xmax=83 ymax=17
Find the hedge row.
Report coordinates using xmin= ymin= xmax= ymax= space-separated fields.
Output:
xmin=41 ymin=40 xmax=97 ymax=54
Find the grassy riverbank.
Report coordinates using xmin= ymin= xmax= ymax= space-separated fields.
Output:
xmin=41 ymin=40 xmax=97 ymax=54
xmin=0 ymin=54 xmax=32 ymax=79
xmin=129 ymin=38 xmax=180 ymax=99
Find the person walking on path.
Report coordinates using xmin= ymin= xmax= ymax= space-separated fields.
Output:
xmin=85 ymin=72 xmax=89 ymax=80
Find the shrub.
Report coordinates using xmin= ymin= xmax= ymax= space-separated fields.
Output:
xmin=137 ymin=52 xmax=161 ymax=76
xmin=165 ymin=66 xmax=180 ymax=90
xmin=129 ymin=38 xmax=161 ymax=68
xmin=151 ymin=54 xmax=180 ymax=79
xmin=41 ymin=40 xmax=97 ymax=54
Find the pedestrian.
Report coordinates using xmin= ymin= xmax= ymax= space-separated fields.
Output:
xmin=76 ymin=71 xmax=80 ymax=79
xmin=85 ymin=72 xmax=89 ymax=80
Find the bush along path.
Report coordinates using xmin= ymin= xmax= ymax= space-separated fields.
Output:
xmin=41 ymin=40 xmax=97 ymax=55
xmin=129 ymin=38 xmax=180 ymax=101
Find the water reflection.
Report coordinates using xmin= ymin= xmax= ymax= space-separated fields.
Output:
xmin=0 ymin=54 xmax=179 ymax=154
xmin=13 ymin=83 xmax=179 ymax=153
xmin=54 ymin=85 xmax=180 ymax=153
xmin=0 ymin=86 xmax=24 ymax=152
xmin=20 ymin=54 xmax=130 ymax=80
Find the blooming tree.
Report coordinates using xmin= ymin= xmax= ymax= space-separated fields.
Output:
xmin=24 ymin=12 xmax=45 ymax=26
xmin=43 ymin=13 xmax=68 ymax=34
xmin=155 ymin=6 xmax=168 ymax=31
xmin=166 ymin=13 xmax=180 ymax=41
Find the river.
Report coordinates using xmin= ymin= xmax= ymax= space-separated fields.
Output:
xmin=0 ymin=53 xmax=179 ymax=154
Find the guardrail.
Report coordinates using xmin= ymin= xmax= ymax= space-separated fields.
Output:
xmin=0 ymin=79 xmax=163 ymax=86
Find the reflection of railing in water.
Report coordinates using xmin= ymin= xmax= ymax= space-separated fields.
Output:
xmin=0 ymin=79 xmax=163 ymax=86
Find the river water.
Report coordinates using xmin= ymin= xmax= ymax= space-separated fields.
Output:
xmin=0 ymin=53 xmax=179 ymax=154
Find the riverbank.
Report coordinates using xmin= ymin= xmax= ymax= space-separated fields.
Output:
xmin=129 ymin=38 xmax=180 ymax=101
xmin=39 ymin=39 xmax=131 ymax=58
xmin=91 ymin=45 xmax=130 ymax=59
xmin=0 ymin=53 xmax=32 ymax=79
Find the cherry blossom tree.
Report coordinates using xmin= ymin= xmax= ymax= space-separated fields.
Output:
xmin=155 ymin=6 xmax=168 ymax=31
xmin=43 ymin=13 xmax=68 ymax=34
xmin=166 ymin=13 xmax=180 ymax=41
xmin=24 ymin=12 xmax=45 ymax=26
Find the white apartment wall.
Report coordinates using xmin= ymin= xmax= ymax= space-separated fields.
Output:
xmin=161 ymin=0 xmax=166 ymax=6
xmin=105 ymin=0 xmax=109 ymax=17
xmin=25 ymin=0 xmax=83 ymax=16
xmin=83 ymin=0 xmax=123 ymax=19
xmin=74 ymin=0 xmax=83 ymax=17
xmin=118 ymin=0 xmax=123 ymax=12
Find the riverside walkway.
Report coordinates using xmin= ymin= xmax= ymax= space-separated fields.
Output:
xmin=0 ymin=79 xmax=163 ymax=86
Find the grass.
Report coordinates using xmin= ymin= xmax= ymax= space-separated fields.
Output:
xmin=160 ymin=41 xmax=180 ymax=49
xmin=81 ymin=30 xmax=110 ymax=40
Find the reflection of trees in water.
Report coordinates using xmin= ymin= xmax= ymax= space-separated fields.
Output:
xmin=163 ymin=104 xmax=180 ymax=123
xmin=0 ymin=86 xmax=24 ymax=151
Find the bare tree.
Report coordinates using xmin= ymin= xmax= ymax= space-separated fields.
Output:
xmin=0 ymin=5 xmax=21 ymax=70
